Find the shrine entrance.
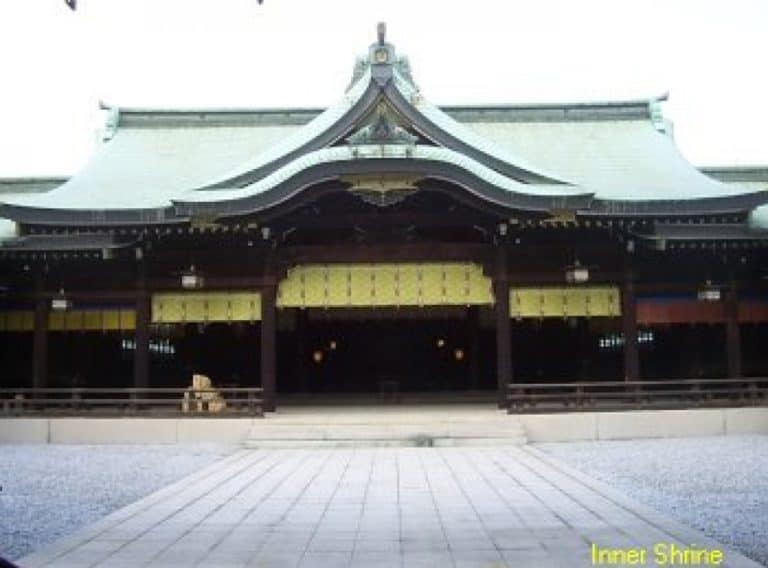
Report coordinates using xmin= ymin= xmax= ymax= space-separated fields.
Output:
xmin=277 ymin=307 xmax=497 ymax=398
xmin=275 ymin=262 xmax=496 ymax=399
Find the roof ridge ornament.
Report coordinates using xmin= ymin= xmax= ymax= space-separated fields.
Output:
xmin=371 ymin=21 xmax=393 ymax=65
xmin=648 ymin=92 xmax=672 ymax=137
xmin=346 ymin=22 xmax=417 ymax=92
xmin=102 ymin=107 xmax=120 ymax=142
xmin=377 ymin=22 xmax=386 ymax=45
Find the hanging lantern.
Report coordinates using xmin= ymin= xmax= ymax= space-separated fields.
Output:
xmin=181 ymin=265 xmax=204 ymax=289
xmin=697 ymin=282 xmax=721 ymax=302
xmin=51 ymin=289 xmax=71 ymax=311
xmin=565 ymin=262 xmax=590 ymax=284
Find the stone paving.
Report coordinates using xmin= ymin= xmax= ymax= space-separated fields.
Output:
xmin=19 ymin=447 xmax=760 ymax=567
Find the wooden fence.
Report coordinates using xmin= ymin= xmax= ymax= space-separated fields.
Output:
xmin=0 ymin=387 xmax=264 ymax=417
xmin=507 ymin=378 xmax=768 ymax=413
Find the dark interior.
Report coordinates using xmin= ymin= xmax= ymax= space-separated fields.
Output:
xmin=278 ymin=315 xmax=494 ymax=394
xmin=3 ymin=319 xmax=767 ymax=391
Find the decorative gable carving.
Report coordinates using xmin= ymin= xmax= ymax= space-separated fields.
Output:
xmin=346 ymin=104 xmax=418 ymax=150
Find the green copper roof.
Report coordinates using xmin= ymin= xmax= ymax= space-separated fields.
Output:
xmin=0 ymin=178 xmax=67 ymax=194
xmin=1 ymin=29 xmax=767 ymax=226
xmin=179 ymin=144 xmax=590 ymax=207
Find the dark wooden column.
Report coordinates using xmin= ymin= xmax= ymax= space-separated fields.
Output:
xmin=621 ymin=259 xmax=640 ymax=381
xmin=260 ymin=260 xmax=278 ymax=411
xmin=295 ymin=308 xmax=308 ymax=393
xmin=133 ymin=265 xmax=150 ymax=389
xmin=494 ymin=247 xmax=512 ymax=408
xmin=260 ymin=286 xmax=277 ymax=411
xmin=468 ymin=305 xmax=480 ymax=390
xmin=725 ymin=280 xmax=742 ymax=379
xmin=32 ymin=273 xmax=49 ymax=390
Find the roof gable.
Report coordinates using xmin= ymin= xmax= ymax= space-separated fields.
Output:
xmin=1 ymin=25 xmax=767 ymax=228
xmin=194 ymin=33 xmax=570 ymax=191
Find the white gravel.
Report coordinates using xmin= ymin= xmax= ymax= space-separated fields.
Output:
xmin=0 ymin=444 xmax=234 ymax=561
xmin=538 ymin=435 xmax=768 ymax=566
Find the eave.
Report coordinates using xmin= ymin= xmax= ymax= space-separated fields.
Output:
xmin=0 ymin=232 xmax=137 ymax=253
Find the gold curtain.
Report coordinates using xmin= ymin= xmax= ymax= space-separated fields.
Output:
xmin=277 ymin=263 xmax=493 ymax=308
xmin=509 ymin=286 xmax=621 ymax=318
xmin=0 ymin=311 xmax=34 ymax=332
xmin=0 ymin=309 xmax=136 ymax=332
xmin=151 ymin=291 xmax=262 ymax=323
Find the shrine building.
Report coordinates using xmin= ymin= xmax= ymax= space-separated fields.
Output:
xmin=2 ymin=26 xmax=768 ymax=412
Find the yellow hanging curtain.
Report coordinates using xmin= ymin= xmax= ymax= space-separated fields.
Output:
xmin=277 ymin=263 xmax=493 ymax=308
xmin=0 ymin=311 xmax=34 ymax=332
xmin=0 ymin=309 xmax=136 ymax=332
xmin=509 ymin=286 xmax=621 ymax=318
xmin=151 ymin=291 xmax=262 ymax=323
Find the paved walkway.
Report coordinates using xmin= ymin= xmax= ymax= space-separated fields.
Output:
xmin=20 ymin=447 xmax=759 ymax=567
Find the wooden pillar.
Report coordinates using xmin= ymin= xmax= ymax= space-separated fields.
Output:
xmin=725 ymin=281 xmax=742 ymax=378
xmin=621 ymin=259 xmax=639 ymax=381
xmin=260 ymin=283 xmax=277 ymax=411
xmin=133 ymin=266 xmax=150 ymax=389
xmin=295 ymin=308 xmax=308 ymax=393
xmin=468 ymin=305 xmax=480 ymax=390
xmin=494 ymin=247 xmax=512 ymax=408
xmin=32 ymin=274 xmax=49 ymax=390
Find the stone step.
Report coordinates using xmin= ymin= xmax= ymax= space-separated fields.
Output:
xmin=246 ymin=424 xmax=526 ymax=439
xmin=244 ymin=436 xmax=527 ymax=448
xmin=244 ymin=411 xmax=528 ymax=448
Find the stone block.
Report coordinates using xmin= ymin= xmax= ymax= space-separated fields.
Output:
xmin=724 ymin=407 xmax=768 ymax=434
xmin=49 ymin=418 xmax=177 ymax=444
xmin=176 ymin=418 xmax=253 ymax=443
xmin=596 ymin=409 xmax=724 ymax=440
xmin=518 ymin=413 xmax=597 ymax=442
xmin=0 ymin=418 xmax=49 ymax=443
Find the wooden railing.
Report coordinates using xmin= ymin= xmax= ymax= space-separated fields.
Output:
xmin=0 ymin=387 xmax=264 ymax=417
xmin=506 ymin=378 xmax=768 ymax=413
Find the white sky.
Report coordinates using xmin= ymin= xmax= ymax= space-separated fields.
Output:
xmin=0 ymin=0 xmax=766 ymax=177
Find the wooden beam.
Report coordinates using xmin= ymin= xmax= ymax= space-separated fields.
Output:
xmin=621 ymin=258 xmax=640 ymax=381
xmin=260 ymin=260 xmax=278 ymax=411
xmin=30 ymin=290 xmax=138 ymax=301
xmin=32 ymin=273 xmax=48 ymax=390
xmin=295 ymin=308 xmax=308 ymax=393
xmin=271 ymin=211 xmax=496 ymax=232
xmin=468 ymin=305 xmax=480 ymax=390
xmin=726 ymin=280 xmax=742 ymax=378
xmin=508 ymin=272 xmax=623 ymax=286
xmin=494 ymin=246 xmax=512 ymax=408
xmin=284 ymin=243 xmax=492 ymax=264
xmin=148 ymin=275 xmax=276 ymax=291
xmin=133 ymin=266 xmax=150 ymax=388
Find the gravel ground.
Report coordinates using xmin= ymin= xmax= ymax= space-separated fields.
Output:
xmin=538 ymin=435 xmax=768 ymax=566
xmin=0 ymin=444 xmax=234 ymax=560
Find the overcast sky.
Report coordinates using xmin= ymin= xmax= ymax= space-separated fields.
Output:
xmin=0 ymin=0 xmax=766 ymax=177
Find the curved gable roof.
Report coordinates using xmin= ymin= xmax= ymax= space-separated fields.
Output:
xmin=174 ymin=145 xmax=592 ymax=218
xmin=194 ymin=50 xmax=571 ymax=189
xmin=1 ymin=29 xmax=767 ymax=228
